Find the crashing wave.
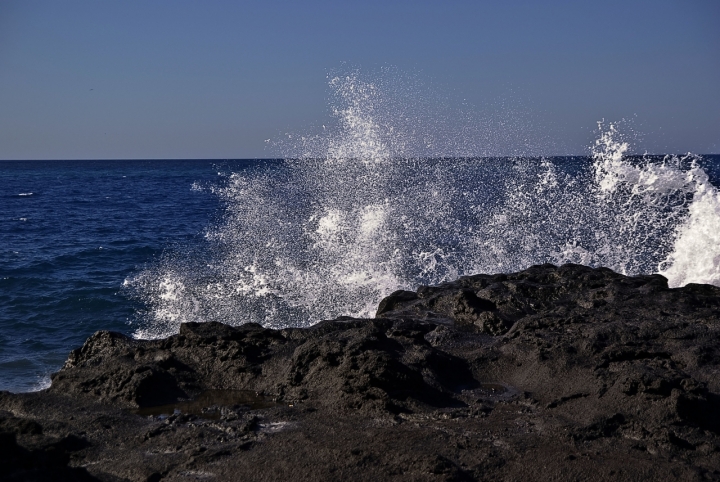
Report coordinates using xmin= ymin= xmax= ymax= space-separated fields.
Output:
xmin=126 ymin=72 xmax=720 ymax=339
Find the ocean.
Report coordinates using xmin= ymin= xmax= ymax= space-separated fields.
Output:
xmin=0 ymin=159 xmax=243 ymax=392
xmin=3 ymin=74 xmax=720 ymax=393
xmin=3 ymin=153 xmax=720 ymax=393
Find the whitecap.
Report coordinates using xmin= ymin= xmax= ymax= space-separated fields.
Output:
xmin=126 ymin=72 xmax=720 ymax=339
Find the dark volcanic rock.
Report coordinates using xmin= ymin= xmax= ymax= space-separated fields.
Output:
xmin=51 ymin=318 xmax=475 ymax=414
xmin=0 ymin=410 xmax=95 ymax=481
xmin=2 ymin=264 xmax=720 ymax=481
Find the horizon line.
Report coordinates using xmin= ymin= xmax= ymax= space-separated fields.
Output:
xmin=2 ymin=153 xmax=719 ymax=162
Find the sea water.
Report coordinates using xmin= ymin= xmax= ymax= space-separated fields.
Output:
xmin=2 ymin=73 xmax=720 ymax=392
xmin=0 ymin=160 xmax=244 ymax=391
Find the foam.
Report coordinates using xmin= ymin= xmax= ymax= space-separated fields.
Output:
xmin=660 ymin=176 xmax=720 ymax=287
xmin=126 ymin=72 xmax=720 ymax=338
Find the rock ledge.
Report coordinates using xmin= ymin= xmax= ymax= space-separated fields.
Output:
xmin=2 ymin=264 xmax=720 ymax=481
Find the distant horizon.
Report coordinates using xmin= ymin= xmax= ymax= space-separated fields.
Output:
xmin=3 ymin=153 xmax=720 ymax=162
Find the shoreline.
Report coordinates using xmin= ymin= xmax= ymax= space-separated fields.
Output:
xmin=2 ymin=263 xmax=720 ymax=481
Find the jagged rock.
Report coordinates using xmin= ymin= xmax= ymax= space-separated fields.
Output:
xmin=2 ymin=264 xmax=720 ymax=481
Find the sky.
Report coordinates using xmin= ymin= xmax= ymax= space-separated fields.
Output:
xmin=1 ymin=0 xmax=718 ymax=159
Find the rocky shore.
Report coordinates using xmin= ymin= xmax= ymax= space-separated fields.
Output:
xmin=2 ymin=263 xmax=720 ymax=481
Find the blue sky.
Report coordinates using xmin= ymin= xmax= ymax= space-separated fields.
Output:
xmin=1 ymin=0 xmax=718 ymax=159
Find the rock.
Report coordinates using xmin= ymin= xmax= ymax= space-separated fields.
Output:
xmin=0 ymin=410 xmax=95 ymax=481
xmin=2 ymin=263 xmax=720 ymax=481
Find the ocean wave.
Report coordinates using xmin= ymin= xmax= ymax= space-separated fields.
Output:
xmin=127 ymin=72 xmax=720 ymax=339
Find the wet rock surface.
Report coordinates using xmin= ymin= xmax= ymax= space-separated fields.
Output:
xmin=2 ymin=264 xmax=720 ymax=481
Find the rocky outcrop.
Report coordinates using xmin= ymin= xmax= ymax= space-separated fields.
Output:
xmin=2 ymin=264 xmax=720 ymax=481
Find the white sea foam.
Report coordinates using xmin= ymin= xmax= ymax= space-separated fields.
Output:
xmin=659 ymin=172 xmax=720 ymax=287
xmin=126 ymin=72 xmax=720 ymax=338
xmin=29 ymin=373 xmax=51 ymax=392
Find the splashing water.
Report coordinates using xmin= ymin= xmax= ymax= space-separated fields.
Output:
xmin=126 ymin=73 xmax=720 ymax=339
xmin=658 ymin=167 xmax=720 ymax=286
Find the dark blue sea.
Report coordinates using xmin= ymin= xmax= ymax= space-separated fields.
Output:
xmin=3 ymin=154 xmax=720 ymax=393
xmin=0 ymin=159 xmax=256 ymax=392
